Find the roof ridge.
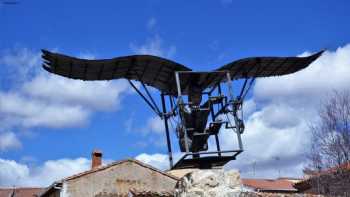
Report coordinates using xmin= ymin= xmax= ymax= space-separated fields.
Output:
xmin=64 ymin=159 xmax=130 ymax=181
xmin=63 ymin=158 xmax=179 ymax=181
xmin=128 ymin=158 xmax=179 ymax=181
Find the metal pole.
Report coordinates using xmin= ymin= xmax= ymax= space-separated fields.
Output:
xmin=236 ymin=124 xmax=244 ymax=150
xmin=175 ymin=72 xmax=182 ymax=98
xmin=209 ymin=91 xmax=221 ymax=156
xmin=161 ymin=93 xmax=173 ymax=168
xmin=226 ymin=72 xmax=234 ymax=101
xmin=226 ymin=72 xmax=244 ymax=151
xmin=218 ymin=83 xmax=224 ymax=109
xmin=175 ymin=72 xmax=190 ymax=153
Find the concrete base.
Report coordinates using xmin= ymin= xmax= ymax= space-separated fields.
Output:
xmin=175 ymin=169 xmax=256 ymax=197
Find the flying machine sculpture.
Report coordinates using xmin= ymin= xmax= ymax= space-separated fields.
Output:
xmin=41 ymin=49 xmax=323 ymax=169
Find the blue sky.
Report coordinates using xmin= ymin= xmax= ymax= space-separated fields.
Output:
xmin=1 ymin=0 xmax=350 ymax=186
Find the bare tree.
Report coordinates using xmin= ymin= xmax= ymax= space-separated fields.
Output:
xmin=308 ymin=90 xmax=350 ymax=171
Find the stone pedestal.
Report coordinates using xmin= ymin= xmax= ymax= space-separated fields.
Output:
xmin=175 ymin=169 xmax=250 ymax=197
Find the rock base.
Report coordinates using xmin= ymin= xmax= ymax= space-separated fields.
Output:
xmin=175 ymin=169 xmax=255 ymax=197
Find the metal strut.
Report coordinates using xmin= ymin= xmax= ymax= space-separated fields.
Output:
xmin=128 ymin=80 xmax=161 ymax=117
xmin=140 ymin=81 xmax=161 ymax=115
xmin=238 ymin=77 xmax=256 ymax=101
xmin=161 ymin=93 xmax=174 ymax=168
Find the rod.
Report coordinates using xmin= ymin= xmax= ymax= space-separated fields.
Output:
xmin=174 ymin=72 xmax=190 ymax=153
xmin=128 ymin=80 xmax=160 ymax=117
xmin=226 ymin=72 xmax=234 ymax=101
xmin=239 ymin=78 xmax=248 ymax=99
xmin=161 ymin=93 xmax=173 ymax=168
xmin=209 ymin=92 xmax=221 ymax=156
xmin=175 ymin=72 xmax=182 ymax=97
xmin=140 ymin=81 xmax=161 ymax=115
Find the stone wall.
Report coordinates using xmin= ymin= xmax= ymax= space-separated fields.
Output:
xmin=61 ymin=161 xmax=178 ymax=197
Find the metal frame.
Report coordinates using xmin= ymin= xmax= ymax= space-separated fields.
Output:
xmin=129 ymin=70 xmax=256 ymax=169
xmin=169 ymin=71 xmax=245 ymax=169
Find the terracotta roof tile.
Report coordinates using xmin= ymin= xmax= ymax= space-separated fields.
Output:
xmin=242 ymin=178 xmax=298 ymax=192
xmin=0 ymin=187 xmax=44 ymax=197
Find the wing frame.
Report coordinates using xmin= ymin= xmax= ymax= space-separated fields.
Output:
xmin=42 ymin=50 xmax=192 ymax=95
xmin=215 ymin=51 xmax=324 ymax=80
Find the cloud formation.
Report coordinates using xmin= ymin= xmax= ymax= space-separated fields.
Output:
xmin=135 ymin=153 xmax=169 ymax=170
xmin=0 ymin=92 xmax=90 ymax=128
xmin=0 ymin=132 xmax=21 ymax=152
xmin=0 ymin=157 xmax=90 ymax=187
xmin=22 ymin=75 xmax=129 ymax=111
xmin=225 ymin=44 xmax=350 ymax=178
xmin=143 ymin=116 xmax=164 ymax=134
xmin=130 ymin=17 xmax=176 ymax=58
xmin=0 ymin=47 xmax=132 ymax=149
xmin=130 ymin=35 xmax=176 ymax=58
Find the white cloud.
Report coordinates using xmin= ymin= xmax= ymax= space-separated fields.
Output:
xmin=0 ymin=157 xmax=90 ymax=187
xmin=130 ymin=116 xmax=164 ymax=136
xmin=135 ymin=153 xmax=169 ymax=170
xmin=145 ymin=116 xmax=164 ymax=134
xmin=0 ymin=158 xmax=29 ymax=186
xmin=254 ymin=45 xmax=350 ymax=105
xmin=242 ymin=99 xmax=256 ymax=119
xmin=128 ymin=116 xmax=166 ymax=148
xmin=0 ymin=92 xmax=89 ymax=128
xmin=0 ymin=132 xmax=21 ymax=151
xmin=131 ymin=17 xmax=176 ymax=57
xmin=224 ymin=44 xmax=350 ymax=178
xmin=0 ymin=47 xmax=132 ymax=131
xmin=0 ymin=47 xmax=41 ymax=86
xmin=22 ymin=74 xmax=130 ymax=111
xmin=223 ymin=107 xmax=311 ymax=178
xmin=130 ymin=35 xmax=176 ymax=58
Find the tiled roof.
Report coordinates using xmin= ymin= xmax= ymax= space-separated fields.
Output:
xmin=63 ymin=158 xmax=179 ymax=181
xmin=0 ymin=187 xmax=44 ymax=197
xmin=242 ymin=178 xmax=298 ymax=192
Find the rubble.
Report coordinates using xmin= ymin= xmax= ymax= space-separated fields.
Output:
xmin=175 ymin=169 xmax=259 ymax=197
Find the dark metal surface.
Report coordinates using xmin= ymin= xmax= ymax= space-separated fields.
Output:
xmin=216 ymin=51 xmax=324 ymax=80
xmin=42 ymin=50 xmax=191 ymax=95
xmin=42 ymin=50 xmax=323 ymax=96
xmin=173 ymin=150 xmax=242 ymax=169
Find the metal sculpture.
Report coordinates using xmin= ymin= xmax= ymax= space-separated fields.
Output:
xmin=41 ymin=49 xmax=323 ymax=169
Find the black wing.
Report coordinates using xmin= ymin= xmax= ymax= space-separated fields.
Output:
xmin=42 ymin=50 xmax=191 ymax=94
xmin=216 ymin=51 xmax=324 ymax=79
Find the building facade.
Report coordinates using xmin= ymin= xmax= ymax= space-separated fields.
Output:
xmin=40 ymin=151 xmax=178 ymax=197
